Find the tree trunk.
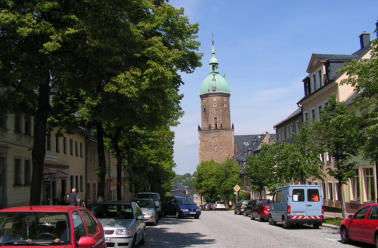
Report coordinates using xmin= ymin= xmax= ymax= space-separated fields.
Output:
xmin=30 ymin=80 xmax=50 ymax=205
xmin=113 ymin=136 xmax=123 ymax=201
xmin=96 ymin=123 xmax=106 ymax=200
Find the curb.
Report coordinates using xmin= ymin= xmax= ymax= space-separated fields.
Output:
xmin=322 ymin=223 xmax=339 ymax=230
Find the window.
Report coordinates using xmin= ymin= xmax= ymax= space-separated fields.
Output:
xmin=14 ymin=158 xmax=22 ymax=185
xmin=72 ymin=211 xmax=87 ymax=242
xmin=336 ymin=183 xmax=341 ymax=201
xmin=295 ymin=121 xmax=300 ymax=134
xmin=80 ymin=210 xmax=97 ymax=236
xmin=24 ymin=115 xmax=31 ymax=135
xmin=214 ymin=145 xmax=217 ymax=152
xmin=318 ymin=106 xmax=322 ymax=121
xmin=351 ymin=170 xmax=360 ymax=201
xmin=318 ymin=70 xmax=322 ymax=87
xmin=76 ymin=176 xmax=78 ymax=192
xmin=313 ymin=75 xmax=317 ymax=90
xmin=368 ymin=206 xmax=378 ymax=220
xmin=56 ymin=135 xmax=60 ymax=153
xmin=308 ymin=189 xmax=319 ymax=202
xmin=70 ymin=139 xmax=73 ymax=155
xmin=311 ymin=109 xmax=316 ymax=121
xmin=75 ymin=141 xmax=78 ymax=157
xmin=214 ymin=117 xmax=217 ymax=129
xmin=322 ymin=182 xmax=326 ymax=198
xmin=46 ymin=134 xmax=51 ymax=151
xmin=24 ymin=160 xmax=31 ymax=185
xmin=80 ymin=143 xmax=83 ymax=157
xmin=80 ymin=175 xmax=83 ymax=192
xmin=275 ymin=191 xmax=282 ymax=203
xmin=0 ymin=156 xmax=4 ymax=186
xmin=354 ymin=206 xmax=369 ymax=219
xmin=63 ymin=137 xmax=67 ymax=154
xmin=304 ymin=112 xmax=308 ymax=122
xmin=311 ymin=76 xmax=315 ymax=93
xmin=0 ymin=114 xmax=7 ymax=129
xmin=292 ymin=189 xmax=304 ymax=202
xmin=328 ymin=182 xmax=333 ymax=200
xmin=14 ymin=114 xmax=22 ymax=133
xmin=365 ymin=168 xmax=375 ymax=201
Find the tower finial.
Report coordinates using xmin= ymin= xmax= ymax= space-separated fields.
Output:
xmin=211 ymin=33 xmax=215 ymax=55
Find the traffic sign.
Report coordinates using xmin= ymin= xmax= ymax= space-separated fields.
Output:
xmin=234 ymin=185 xmax=240 ymax=192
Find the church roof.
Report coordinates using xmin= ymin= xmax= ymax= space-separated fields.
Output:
xmin=200 ymin=40 xmax=230 ymax=96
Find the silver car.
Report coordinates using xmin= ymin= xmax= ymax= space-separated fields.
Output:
xmin=136 ymin=198 xmax=158 ymax=225
xmin=90 ymin=202 xmax=146 ymax=248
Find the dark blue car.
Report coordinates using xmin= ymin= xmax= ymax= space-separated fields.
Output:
xmin=163 ymin=196 xmax=201 ymax=219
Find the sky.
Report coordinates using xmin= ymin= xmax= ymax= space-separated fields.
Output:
xmin=170 ymin=0 xmax=378 ymax=175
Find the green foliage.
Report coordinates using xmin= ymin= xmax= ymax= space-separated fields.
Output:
xmin=173 ymin=173 xmax=195 ymax=193
xmin=311 ymin=94 xmax=362 ymax=185
xmin=194 ymin=160 xmax=240 ymax=203
xmin=339 ymin=38 xmax=378 ymax=162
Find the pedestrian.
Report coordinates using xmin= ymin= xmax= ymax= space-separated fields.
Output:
xmin=68 ymin=188 xmax=78 ymax=206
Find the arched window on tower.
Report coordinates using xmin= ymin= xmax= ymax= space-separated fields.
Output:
xmin=214 ymin=117 xmax=217 ymax=129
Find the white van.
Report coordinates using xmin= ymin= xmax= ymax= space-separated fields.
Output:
xmin=269 ymin=185 xmax=323 ymax=228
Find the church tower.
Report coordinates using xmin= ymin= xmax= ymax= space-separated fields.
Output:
xmin=198 ymin=40 xmax=234 ymax=164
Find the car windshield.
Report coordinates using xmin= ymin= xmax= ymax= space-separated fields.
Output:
xmin=136 ymin=199 xmax=154 ymax=208
xmin=0 ymin=212 xmax=70 ymax=245
xmin=136 ymin=194 xmax=159 ymax=201
xmin=91 ymin=204 xmax=134 ymax=219
xmin=176 ymin=198 xmax=195 ymax=205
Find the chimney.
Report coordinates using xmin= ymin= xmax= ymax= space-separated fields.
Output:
xmin=359 ymin=32 xmax=371 ymax=49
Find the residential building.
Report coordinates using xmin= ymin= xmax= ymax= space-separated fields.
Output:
xmin=231 ymin=132 xmax=276 ymax=199
xmin=274 ymin=108 xmax=302 ymax=143
xmin=297 ymin=32 xmax=375 ymax=212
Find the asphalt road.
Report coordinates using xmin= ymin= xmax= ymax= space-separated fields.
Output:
xmin=139 ymin=210 xmax=373 ymax=248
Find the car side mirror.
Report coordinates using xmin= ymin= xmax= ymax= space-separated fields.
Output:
xmin=77 ymin=236 xmax=96 ymax=247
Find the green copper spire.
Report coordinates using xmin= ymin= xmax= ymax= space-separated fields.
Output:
xmin=200 ymin=39 xmax=230 ymax=96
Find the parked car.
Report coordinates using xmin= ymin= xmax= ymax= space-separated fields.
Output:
xmin=0 ymin=205 xmax=105 ymax=247
xmin=251 ymin=199 xmax=271 ymax=221
xmin=234 ymin=200 xmax=250 ymax=215
xmin=136 ymin=192 xmax=162 ymax=218
xmin=340 ymin=203 xmax=378 ymax=246
xmin=243 ymin=200 xmax=255 ymax=216
xmin=163 ymin=196 xmax=201 ymax=218
xmin=90 ymin=201 xmax=146 ymax=247
xmin=214 ymin=201 xmax=227 ymax=210
xmin=269 ymin=185 xmax=323 ymax=229
xmin=136 ymin=198 xmax=158 ymax=225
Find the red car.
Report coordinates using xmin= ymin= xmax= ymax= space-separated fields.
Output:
xmin=0 ymin=205 xmax=106 ymax=248
xmin=250 ymin=199 xmax=271 ymax=221
xmin=340 ymin=203 xmax=378 ymax=246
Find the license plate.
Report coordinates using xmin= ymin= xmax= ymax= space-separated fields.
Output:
xmin=190 ymin=212 xmax=196 ymax=214
xmin=105 ymin=237 xmax=111 ymax=242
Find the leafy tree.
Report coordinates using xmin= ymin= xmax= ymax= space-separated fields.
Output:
xmin=245 ymin=145 xmax=276 ymax=198
xmin=311 ymin=94 xmax=363 ymax=217
xmin=0 ymin=0 xmax=89 ymax=204
xmin=339 ymin=37 xmax=378 ymax=180
xmin=216 ymin=160 xmax=240 ymax=203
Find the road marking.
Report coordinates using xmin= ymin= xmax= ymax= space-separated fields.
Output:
xmin=325 ymin=238 xmax=338 ymax=242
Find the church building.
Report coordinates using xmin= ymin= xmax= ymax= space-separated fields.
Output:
xmin=198 ymin=41 xmax=234 ymax=164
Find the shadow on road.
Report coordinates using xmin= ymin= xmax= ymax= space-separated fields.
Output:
xmin=140 ymin=227 xmax=216 ymax=248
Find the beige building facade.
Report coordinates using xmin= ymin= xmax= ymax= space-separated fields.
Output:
xmin=297 ymin=33 xmax=375 ymax=212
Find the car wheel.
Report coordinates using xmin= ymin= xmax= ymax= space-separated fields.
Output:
xmin=139 ymin=230 xmax=145 ymax=245
xmin=195 ymin=215 xmax=199 ymax=219
xmin=282 ymin=220 xmax=290 ymax=229
xmin=258 ymin=214 xmax=263 ymax=222
xmin=130 ymin=235 xmax=137 ymax=248
xmin=268 ymin=215 xmax=275 ymax=225
xmin=313 ymin=223 xmax=320 ymax=229
xmin=340 ymin=227 xmax=349 ymax=244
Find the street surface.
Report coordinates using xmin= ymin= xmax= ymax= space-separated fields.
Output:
xmin=140 ymin=210 xmax=373 ymax=248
